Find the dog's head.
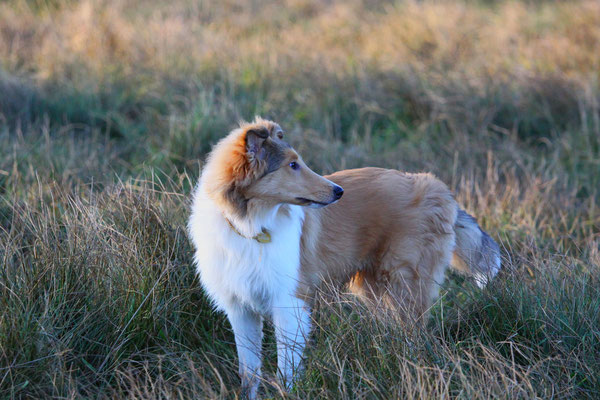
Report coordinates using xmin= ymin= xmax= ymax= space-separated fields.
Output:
xmin=203 ymin=117 xmax=343 ymax=216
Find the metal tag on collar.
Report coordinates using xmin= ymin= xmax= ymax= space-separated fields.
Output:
xmin=254 ymin=228 xmax=271 ymax=243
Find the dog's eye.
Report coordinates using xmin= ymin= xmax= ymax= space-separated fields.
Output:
xmin=289 ymin=161 xmax=299 ymax=170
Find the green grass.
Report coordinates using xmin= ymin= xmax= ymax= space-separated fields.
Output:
xmin=1 ymin=0 xmax=600 ymax=398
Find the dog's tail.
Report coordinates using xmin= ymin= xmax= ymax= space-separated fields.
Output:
xmin=451 ymin=209 xmax=501 ymax=288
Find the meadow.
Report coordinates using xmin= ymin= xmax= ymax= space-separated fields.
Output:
xmin=1 ymin=0 xmax=599 ymax=398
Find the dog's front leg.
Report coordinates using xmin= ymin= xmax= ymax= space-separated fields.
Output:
xmin=227 ymin=305 xmax=263 ymax=399
xmin=272 ymin=297 xmax=311 ymax=391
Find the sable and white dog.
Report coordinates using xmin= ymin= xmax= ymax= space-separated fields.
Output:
xmin=188 ymin=117 xmax=500 ymax=398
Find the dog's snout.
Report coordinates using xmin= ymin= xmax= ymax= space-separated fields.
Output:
xmin=333 ymin=185 xmax=344 ymax=200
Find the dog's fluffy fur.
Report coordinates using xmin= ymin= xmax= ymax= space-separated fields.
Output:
xmin=188 ymin=117 xmax=501 ymax=398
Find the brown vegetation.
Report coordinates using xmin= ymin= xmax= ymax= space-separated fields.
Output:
xmin=1 ymin=0 xmax=599 ymax=398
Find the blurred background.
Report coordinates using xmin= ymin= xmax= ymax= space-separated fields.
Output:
xmin=1 ymin=0 xmax=599 ymax=398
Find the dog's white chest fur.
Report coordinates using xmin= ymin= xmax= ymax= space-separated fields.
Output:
xmin=188 ymin=184 xmax=305 ymax=314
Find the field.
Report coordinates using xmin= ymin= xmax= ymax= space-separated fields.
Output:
xmin=1 ymin=0 xmax=599 ymax=398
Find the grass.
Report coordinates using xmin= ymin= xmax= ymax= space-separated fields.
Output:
xmin=1 ymin=0 xmax=599 ymax=398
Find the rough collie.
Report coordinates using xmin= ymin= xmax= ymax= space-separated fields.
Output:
xmin=188 ymin=117 xmax=500 ymax=398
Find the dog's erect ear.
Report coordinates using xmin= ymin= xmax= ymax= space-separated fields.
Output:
xmin=245 ymin=127 xmax=269 ymax=160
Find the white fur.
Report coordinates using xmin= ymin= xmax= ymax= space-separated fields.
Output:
xmin=188 ymin=178 xmax=310 ymax=398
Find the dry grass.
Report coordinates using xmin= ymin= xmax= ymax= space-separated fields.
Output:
xmin=1 ymin=0 xmax=599 ymax=398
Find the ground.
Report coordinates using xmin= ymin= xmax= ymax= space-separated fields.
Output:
xmin=0 ymin=0 xmax=599 ymax=398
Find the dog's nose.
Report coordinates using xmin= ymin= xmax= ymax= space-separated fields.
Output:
xmin=333 ymin=185 xmax=344 ymax=200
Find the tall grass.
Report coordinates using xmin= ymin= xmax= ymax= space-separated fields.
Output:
xmin=1 ymin=0 xmax=599 ymax=398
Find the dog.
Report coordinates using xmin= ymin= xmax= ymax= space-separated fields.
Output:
xmin=188 ymin=117 xmax=500 ymax=398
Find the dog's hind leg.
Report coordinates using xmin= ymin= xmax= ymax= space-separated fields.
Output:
xmin=349 ymin=232 xmax=453 ymax=322
xmin=227 ymin=305 xmax=263 ymax=399
xmin=349 ymin=267 xmax=432 ymax=321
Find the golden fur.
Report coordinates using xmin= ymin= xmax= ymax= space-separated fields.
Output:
xmin=299 ymin=168 xmax=457 ymax=318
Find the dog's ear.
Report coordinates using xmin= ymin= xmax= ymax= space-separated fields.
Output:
xmin=245 ymin=127 xmax=269 ymax=160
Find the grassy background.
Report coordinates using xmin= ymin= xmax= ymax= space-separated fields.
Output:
xmin=1 ymin=0 xmax=599 ymax=398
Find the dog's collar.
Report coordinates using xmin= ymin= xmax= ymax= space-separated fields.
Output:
xmin=224 ymin=215 xmax=271 ymax=243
